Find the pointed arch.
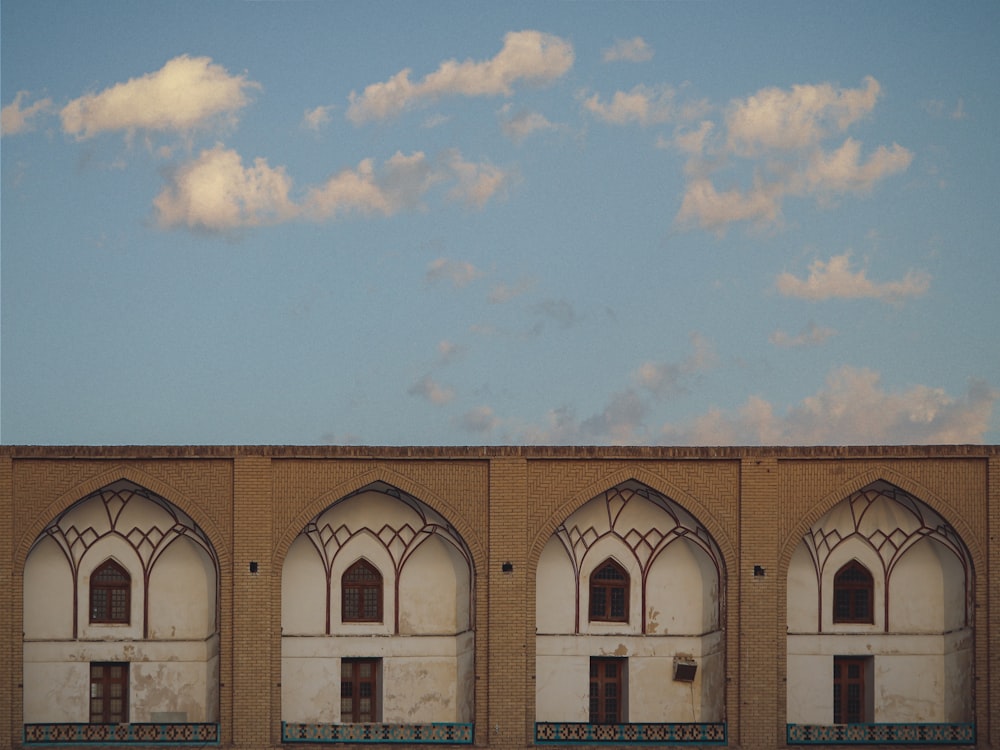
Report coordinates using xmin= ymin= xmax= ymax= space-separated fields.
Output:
xmin=342 ymin=558 xmax=383 ymax=623
xmin=832 ymin=559 xmax=874 ymax=624
xmin=89 ymin=558 xmax=131 ymax=624
xmin=589 ymin=558 xmax=629 ymax=623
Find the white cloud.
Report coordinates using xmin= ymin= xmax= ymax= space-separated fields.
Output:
xmin=458 ymin=405 xmax=498 ymax=434
xmin=347 ymin=30 xmax=574 ymax=124
xmin=675 ymin=77 xmax=911 ymax=233
xmin=61 ymin=55 xmax=257 ymax=139
xmin=581 ymin=84 xmax=674 ymax=126
xmin=725 ymin=76 xmax=880 ymax=157
xmin=488 ymin=278 xmax=535 ymax=303
xmin=769 ymin=321 xmax=837 ymax=347
xmin=660 ymin=367 xmax=996 ymax=445
xmin=776 ymin=253 xmax=930 ymax=303
xmin=635 ymin=332 xmax=717 ymax=397
xmin=676 ymin=177 xmax=782 ymax=232
xmin=302 ymin=105 xmax=334 ymax=130
xmin=602 ymin=37 xmax=653 ymax=63
xmin=445 ymin=151 xmax=511 ymax=208
xmin=426 ymin=258 xmax=484 ymax=287
xmin=499 ymin=105 xmax=558 ymax=142
xmin=1 ymin=91 xmax=53 ymax=136
xmin=799 ymin=138 xmax=913 ymax=195
xmin=408 ymin=375 xmax=455 ymax=405
xmin=153 ymin=145 xmax=296 ymax=231
xmin=437 ymin=340 xmax=465 ymax=364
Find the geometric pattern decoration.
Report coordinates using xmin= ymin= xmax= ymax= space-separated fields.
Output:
xmin=787 ymin=723 xmax=975 ymax=745
xmin=281 ymin=722 xmax=474 ymax=744
xmin=23 ymin=723 xmax=219 ymax=744
xmin=297 ymin=481 xmax=474 ymax=634
xmin=31 ymin=480 xmax=219 ymax=638
xmin=551 ymin=480 xmax=725 ymax=631
xmin=802 ymin=480 xmax=973 ymax=627
xmin=535 ymin=722 xmax=727 ymax=744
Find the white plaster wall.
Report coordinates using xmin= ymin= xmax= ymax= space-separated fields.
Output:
xmin=646 ymin=538 xmax=718 ymax=635
xmin=535 ymin=537 xmax=576 ymax=634
xmin=23 ymin=537 xmax=74 ymax=640
xmin=281 ymin=632 xmax=474 ymax=723
xmin=23 ymin=661 xmax=90 ymax=722
xmin=535 ymin=632 xmax=724 ymax=723
xmin=787 ymin=541 xmax=819 ymax=634
xmin=398 ymin=536 xmax=468 ymax=634
xmin=147 ymin=537 xmax=216 ymax=639
xmin=943 ymin=629 xmax=974 ymax=721
xmin=536 ymin=654 xmax=590 ymax=722
xmin=786 ymin=631 xmax=973 ymax=724
xmin=23 ymin=637 xmax=219 ymax=723
xmin=889 ymin=538 xmax=965 ymax=633
xmin=281 ymin=535 xmax=327 ymax=635
xmin=786 ymin=653 xmax=833 ymax=724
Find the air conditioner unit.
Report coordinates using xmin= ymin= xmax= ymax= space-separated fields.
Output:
xmin=673 ymin=656 xmax=697 ymax=682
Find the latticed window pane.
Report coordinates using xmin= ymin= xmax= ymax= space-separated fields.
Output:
xmin=90 ymin=662 xmax=128 ymax=723
xmin=340 ymin=659 xmax=379 ymax=723
xmin=90 ymin=560 xmax=130 ymax=624
xmin=342 ymin=560 xmax=383 ymax=623
xmin=833 ymin=657 xmax=867 ymax=723
xmin=589 ymin=560 xmax=629 ymax=623
xmin=589 ymin=657 xmax=624 ymax=724
xmin=833 ymin=561 xmax=874 ymax=624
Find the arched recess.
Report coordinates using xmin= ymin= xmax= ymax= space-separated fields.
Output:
xmin=22 ymin=478 xmax=221 ymax=727
xmin=535 ymin=478 xmax=727 ymax=726
xmin=785 ymin=477 xmax=975 ymax=727
xmin=279 ymin=480 xmax=476 ymax=727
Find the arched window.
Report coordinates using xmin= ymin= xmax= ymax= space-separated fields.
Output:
xmin=342 ymin=559 xmax=383 ymax=623
xmin=833 ymin=560 xmax=874 ymax=624
xmin=589 ymin=559 xmax=629 ymax=622
xmin=90 ymin=559 xmax=130 ymax=624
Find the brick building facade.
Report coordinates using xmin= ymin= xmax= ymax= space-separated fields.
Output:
xmin=1 ymin=444 xmax=997 ymax=749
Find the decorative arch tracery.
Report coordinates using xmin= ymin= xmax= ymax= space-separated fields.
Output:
xmin=800 ymin=480 xmax=973 ymax=629
xmin=29 ymin=479 xmax=219 ymax=638
xmin=550 ymin=480 xmax=724 ymax=633
xmin=297 ymin=481 xmax=474 ymax=634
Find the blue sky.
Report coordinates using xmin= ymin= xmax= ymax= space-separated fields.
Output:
xmin=2 ymin=1 xmax=998 ymax=446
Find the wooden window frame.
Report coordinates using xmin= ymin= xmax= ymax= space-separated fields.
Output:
xmin=90 ymin=559 xmax=131 ymax=625
xmin=833 ymin=656 xmax=868 ymax=724
xmin=589 ymin=559 xmax=629 ymax=623
xmin=340 ymin=658 xmax=380 ymax=723
xmin=341 ymin=559 xmax=383 ymax=623
xmin=589 ymin=657 xmax=625 ymax=724
xmin=833 ymin=560 xmax=874 ymax=624
xmin=90 ymin=662 xmax=129 ymax=724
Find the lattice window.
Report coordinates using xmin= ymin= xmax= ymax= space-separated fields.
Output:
xmin=341 ymin=659 xmax=379 ymax=723
xmin=90 ymin=560 xmax=130 ymax=624
xmin=833 ymin=657 xmax=868 ymax=723
xmin=833 ymin=561 xmax=873 ymax=624
xmin=90 ymin=662 xmax=128 ymax=724
xmin=590 ymin=658 xmax=624 ymax=724
xmin=589 ymin=559 xmax=629 ymax=622
xmin=342 ymin=560 xmax=382 ymax=623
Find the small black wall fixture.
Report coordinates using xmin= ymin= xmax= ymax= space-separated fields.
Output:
xmin=249 ymin=561 xmax=259 ymax=574
xmin=753 ymin=565 xmax=765 ymax=577
xmin=501 ymin=562 xmax=514 ymax=574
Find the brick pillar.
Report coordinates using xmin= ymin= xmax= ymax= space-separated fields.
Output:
xmin=987 ymin=457 xmax=999 ymax=750
xmin=487 ymin=457 xmax=528 ymax=749
xmin=232 ymin=456 xmax=274 ymax=750
xmin=739 ymin=457 xmax=780 ymax=750
xmin=0 ymin=455 xmax=13 ymax=749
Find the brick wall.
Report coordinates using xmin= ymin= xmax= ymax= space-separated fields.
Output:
xmin=1 ymin=445 xmax=997 ymax=749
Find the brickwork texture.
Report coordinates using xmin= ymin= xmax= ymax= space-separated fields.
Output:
xmin=1 ymin=444 xmax=997 ymax=750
